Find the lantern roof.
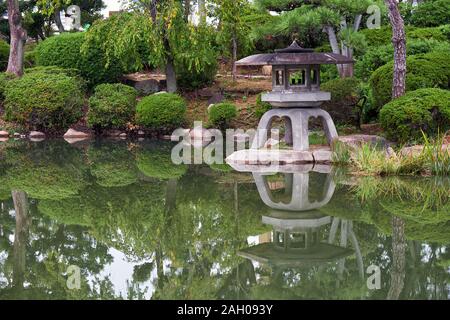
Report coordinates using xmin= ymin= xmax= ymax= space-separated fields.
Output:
xmin=236 ymin=41 xmax=354 ymax=66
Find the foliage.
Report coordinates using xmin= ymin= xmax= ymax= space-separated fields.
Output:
xmin=321 ymin=77 xmax=361 ymax=125
xmin=136 ymin=143 xmax=187 ymax=180
xmin=0 ymin=39 xmax=9 ymax=71
xmin=208 ymin=103 xmax=237 ymax=128
xmin=3 ymin=69 xmax=84 ymax=131
xmin=1 ymin=141 xmax=87 ymax=200
xmin=87 ymin=83 xmax=137 ymax=129
xmin=136 ymin=93 xmax=187 ymax=130
xmin=254 ymin=93 xmax=271 ymax=119
xmin=175 ymin=25 xmax=219 ymax=90
xmin=407 ymin=24 xmax=450 ymax=42
xmin=83 ymin=7 xmax=218 ymax=90
xmin=88 ymin=142 xmax=138 ymax=188
xmin=369 ymin=51 xmax=450 ymax=109
xmin=380 ymin=88 xmax=450 ymax=144
xmin=355 ymin=39 xmax=450 ymax=81
xmin=35 ymin=32 xmax=123 ymax=87
xmin=409 ymin=1 xmax=450 ymax=28
xmin=0 ymin=72 xmax=15 ymax=101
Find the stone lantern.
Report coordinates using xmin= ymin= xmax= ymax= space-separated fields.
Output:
xmin=231 ymin=41 xmax=354 ymax=160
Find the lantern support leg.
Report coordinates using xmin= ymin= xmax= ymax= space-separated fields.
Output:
xmin=250 ymin=108 xmax=338 ymax=152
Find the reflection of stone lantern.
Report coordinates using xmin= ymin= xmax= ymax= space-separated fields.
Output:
xmin=238 ymin=210 xmax=353 ymax=267
xmin=268 ymin=211 xmax=330 ymax=251
xmin=228 ymin=41 xmax=354 ymax=165
xmin=238 ymin=169 xmax=353 ymax=267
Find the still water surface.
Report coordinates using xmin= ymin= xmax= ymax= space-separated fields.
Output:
xmin=0 ymin=140 xmax=449 ymax=299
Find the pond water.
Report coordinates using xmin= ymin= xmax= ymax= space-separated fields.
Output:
xmin=0 ymin=140 xmax=449 ymax=300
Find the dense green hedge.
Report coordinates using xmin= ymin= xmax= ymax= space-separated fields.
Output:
xmin=409 ymin=0 xmax=450 ymax=28
xmin=360 ymin=25 xmax=450 ymax=48
xmin=0 ymin=72 xmax=14 ymax=101
xmin=369 ymin=51 xmax=450 ymax=109
xmin=87 ymin=83 xmax=137 ymax=129
xmin=35 ymin=32 xmax=123 ymax=87
xmin=0 ymin=39 xmax=9 ymax=71
xmin=3 ymin=69 xmax=84 ymax=131
xmin=379 ymin=88 xmax=450 ymax=143
xmin=208 ymin=103 xmax=237 ymax=128
xmin=355 ymin=39 xmax=450 ymax=81
xmin=136 ymin=93 xmax=187 ymax=130
xmin=407 ymin=25 xmax=450 ymax=42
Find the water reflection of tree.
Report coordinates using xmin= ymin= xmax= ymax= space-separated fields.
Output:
xmin=1 ymin=141 xmax=449 ymax=299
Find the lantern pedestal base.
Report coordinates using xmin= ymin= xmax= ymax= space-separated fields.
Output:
xmin=252 ymin=108 xmax=338 ymax=151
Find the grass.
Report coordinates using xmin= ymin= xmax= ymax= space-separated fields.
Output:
xmin=332 ymin=132 xmax=449 ymax=176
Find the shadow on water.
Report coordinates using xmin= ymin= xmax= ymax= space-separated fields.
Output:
xmin=0 ymin=139 xmax=449 ymax=299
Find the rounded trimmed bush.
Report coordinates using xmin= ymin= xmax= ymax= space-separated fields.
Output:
xmin=379 ymin=88 xmax=450 ymax=143
xmin=88 ymin=83 xmax=137 ymax=129
xmin=0 ymin=39 xmax=9 ymax=71
xmin=369 ymin=51 xmax=450 ymax=109
xmin=208 ymin=103 xmax=237 ymax=128
xmin=88 ymin=143 xmax=138 ymax=188
xmin=3 ymin=70 xmax=84 ymax=131
xmin=136 ymin=93 xmax=187 ymax=130
xmin=137 ymin=147 xmax=187 ymax=180
xmin=35 ymin=32 xmax=123 ymax=87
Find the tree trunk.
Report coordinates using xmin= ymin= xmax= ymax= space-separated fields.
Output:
xmin=325 ymin=26 xmax=344 ymax=77
xmin=12 ymin=190 xmax=30 ymax=289
xmin=387 ymin=216 xmax=406 ymax=300
xmin=6 ymin=0 xmax=27 ymax=77
xmin=165 ymin=54 xmax=177 ymax=93
xmin=54 ymin=9 xmax=65 ymax=33
xmin=385 ymin=0 xmax=407 ymax=99
xmin=150 ymin=0 xmax=157 ymax=23
xmin=198 ymin=0 xmax=206 ymax=25
xmin=232 ymin=34 xmax=237 ymax=82
xmin=184 ymin=0 xmax=190 ymax=22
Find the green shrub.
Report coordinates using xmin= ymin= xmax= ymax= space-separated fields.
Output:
xmin=89 ymin=143 xmax=138 ymax=187
xmin=0 ymin=72 xmax=14 ymax=101
xmin=35 ymin=32 xmax=123 ymax=87
xmin=409 ymin=1 xmax=450 ymax=27
xmin=379 ymin=88 xmax=450 ymax=144
xmin=321 ymin=77 xmax=361 ymax=125
xmin=87 ymin=83 xmax=137 ymax=129
xmin=355 ymin=39 xmax=450 ymax=81
xmin=24 ymin=50 xmax=36 ymax=68
xmin=3 ymin=70 xmax=84 ymax=131
xmin=208 ymin=103 xmax=237 ymax=128
xmin=369 ymin=51 xmax=450 ymax=109
xmin=136 ymin=93 xmax=187 ymax=130
xmin=0 ymin=39 xmax=9 ymax=71
xmin=360 ymin=25 xmax=450 ymax=48
xmin=407 ymin=25 xmax=450 ymax=42
xmin=360 ymin=26 xmax=393 ymax=47
xmin=254 ymin=93 xmax=271 ymax=119
xmin=137 ymin=145 xmax=187 ymax=180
